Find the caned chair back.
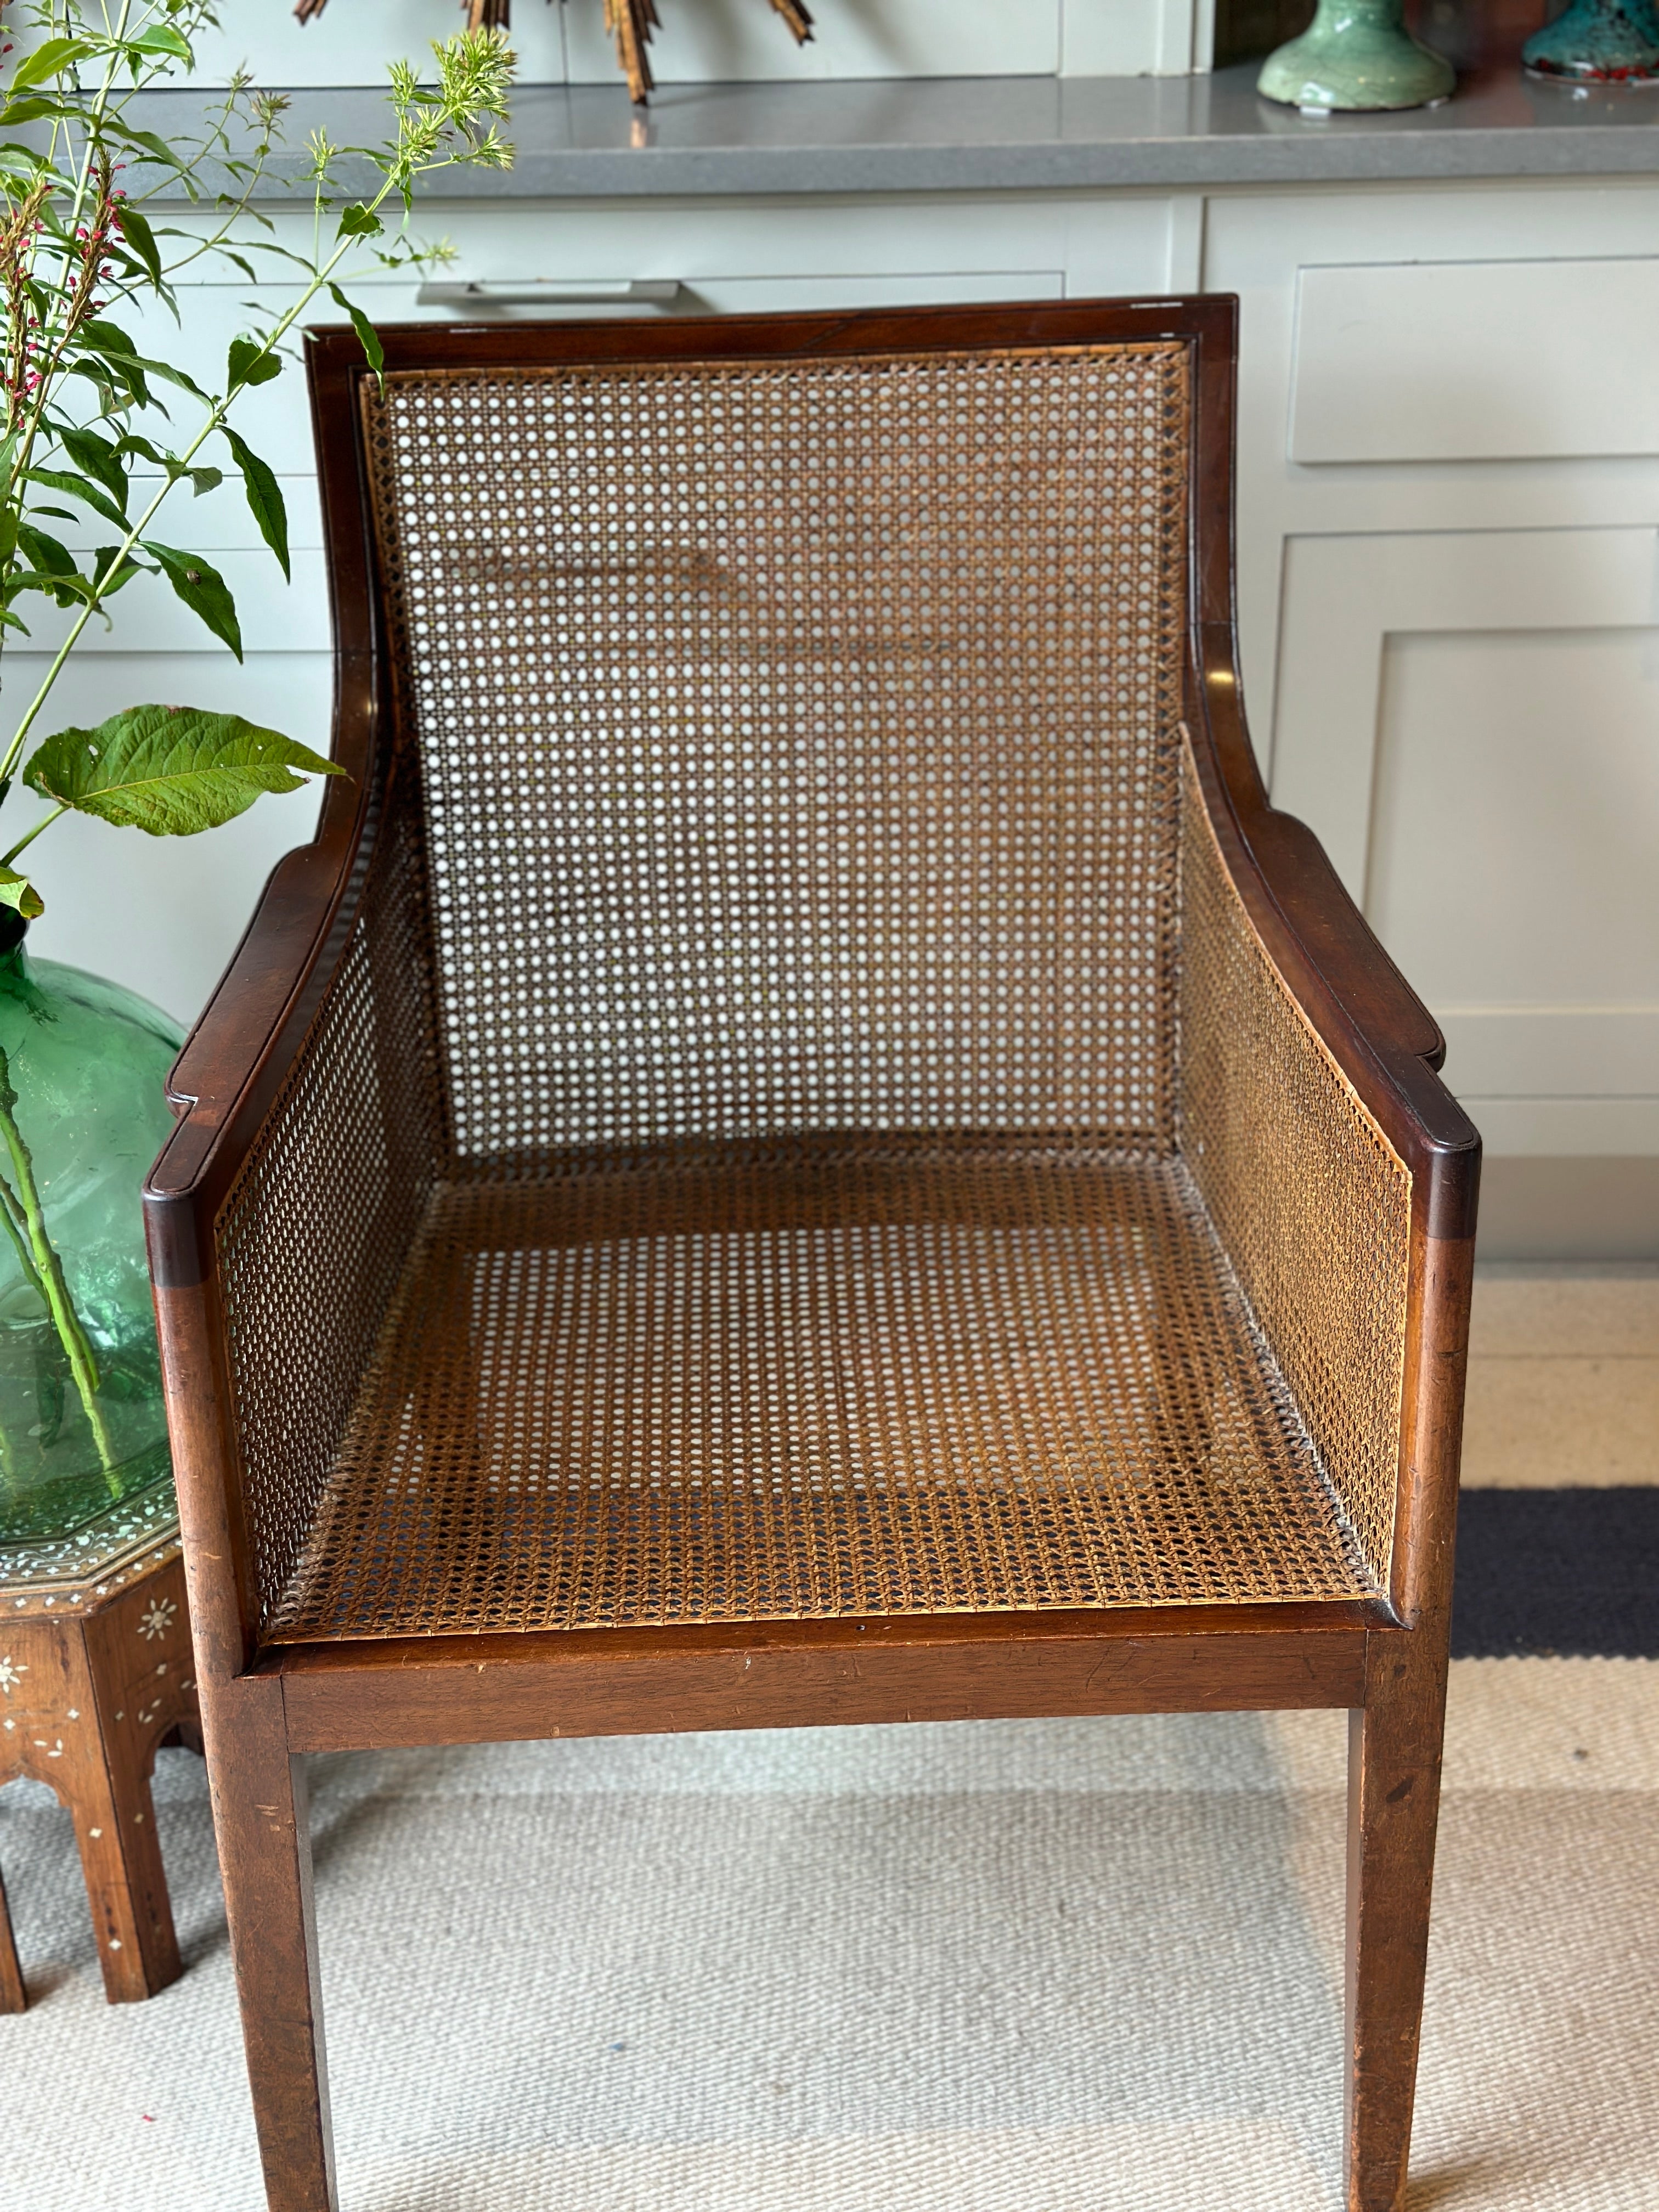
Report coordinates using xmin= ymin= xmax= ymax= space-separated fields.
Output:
xmin=358 ymin=342 xmax=1193 ymax=1162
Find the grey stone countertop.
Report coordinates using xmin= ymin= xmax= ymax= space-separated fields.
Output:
xmin=143 ymin=57 xmax=1659 ymax=201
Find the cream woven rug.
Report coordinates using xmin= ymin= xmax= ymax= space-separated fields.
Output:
xmin=3 ymin=1656 xmax=1657 ymax=2212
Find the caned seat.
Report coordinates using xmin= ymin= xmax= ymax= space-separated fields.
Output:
xmin=262 ymin=1147 xmax=1380 ymax=1641
xmin=148 ymin=301 xmax=1479 ymax=2212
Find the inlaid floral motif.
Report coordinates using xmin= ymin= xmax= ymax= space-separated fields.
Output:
xmin=0 ymin=1654 xmax=26 ymax=1695
xmin=138 ymin=1598 xmax=177 ymax=1642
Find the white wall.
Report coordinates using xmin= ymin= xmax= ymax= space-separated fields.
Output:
xmin=189 ymin=0 xmax=1204 ymax=89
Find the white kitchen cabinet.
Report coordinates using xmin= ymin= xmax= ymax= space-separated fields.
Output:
xmin=1204 ymin=182 xmax=1659 ymax=1243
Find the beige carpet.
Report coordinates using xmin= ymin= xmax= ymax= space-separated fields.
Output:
xmin=2 ymin=1660 xmax=1657 ymax=2212
xmin=1460 ymin=1265 xmax=1659 ymax=1488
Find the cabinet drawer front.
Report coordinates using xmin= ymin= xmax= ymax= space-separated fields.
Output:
xmin=1291 ymin=257 xmax=1659 ymax=465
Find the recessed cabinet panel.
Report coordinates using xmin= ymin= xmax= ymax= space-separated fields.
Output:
xmin=1291 ymin=258 xmax=1659 ymax=464
xmin=1367 ymin=627 xmax=1659 ymax=1125
xmin=1368 ymin=627 xmax=1659 ymax=1012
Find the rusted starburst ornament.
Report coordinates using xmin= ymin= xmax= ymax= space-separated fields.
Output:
xmin=295 ymin=0 xmax=815 ymax=105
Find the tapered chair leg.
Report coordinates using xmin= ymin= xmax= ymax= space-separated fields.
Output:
xmin=207 ymin=1680 xmax=337 ymax=2212
xmin=0 ymin=1861 xmax=25 ymax=2012
xmin=1344 ymin=1635 xmax=1450 ymax=2212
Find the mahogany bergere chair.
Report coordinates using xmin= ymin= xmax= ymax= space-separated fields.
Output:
xmin=145 ymin=299 xmax=1479 ymax=2212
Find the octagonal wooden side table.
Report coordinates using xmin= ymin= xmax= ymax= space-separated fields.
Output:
xmin=0 ymin=1487 xmax=199 ymax=2009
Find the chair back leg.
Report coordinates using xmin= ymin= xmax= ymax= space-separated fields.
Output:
xmin=1344 ymin=1628 xmax=1451 ymax=2212
xmin=207 ymin=1677 xmax=337 ymax=2212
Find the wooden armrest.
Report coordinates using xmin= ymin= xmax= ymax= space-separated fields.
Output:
xmin=144 ymin=652 xmax=381 ymax=1290
xmin=1187 ymin=624 xmax=1480 ymax=1245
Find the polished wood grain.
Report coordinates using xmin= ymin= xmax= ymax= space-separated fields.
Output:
xmin=203 ymin=1673 xmax=337 ymax=2212
xmin=145 ymin=299 xmax=1481 ymax=2212
xmin=0 ymin=1549 xmax=200 ymax=2007
xmin=1344 ymin=1230 xmax=1472 ymax=2209
xmin=274 ymin=1604 xmax=1383 ymax=1753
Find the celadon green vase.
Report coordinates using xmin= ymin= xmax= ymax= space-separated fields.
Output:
xmin=0 ymin=913 xmax=183 ymax=1545
xmin=1258 ymin=0 xmax=1455 ymax=109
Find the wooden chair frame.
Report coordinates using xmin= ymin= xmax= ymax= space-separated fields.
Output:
xmin=145 ymin=298 xmax=1479 ymax=2212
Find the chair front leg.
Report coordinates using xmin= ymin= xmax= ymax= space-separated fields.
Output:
xmin=1344 ymin=1627 xmax=1450 ymax=2212
xmin=206 ymin=1675 xmax=338 ymax=2212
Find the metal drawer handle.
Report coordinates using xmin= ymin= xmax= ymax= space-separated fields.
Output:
xmin=416 ymin=279 xmax=681 ymax=307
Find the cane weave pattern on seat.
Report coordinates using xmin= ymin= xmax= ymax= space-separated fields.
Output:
xmin=265 ymin=1140 xmax=1377 ymax=1640
xmin=215 ymin=336 xmax=1410 ymax=1640
xmin=1177 ymin=741 xmax=1412 ymax=1584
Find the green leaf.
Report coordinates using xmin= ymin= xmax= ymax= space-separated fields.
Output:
xmin=227 ymin=335 xmax=282 ymax=390
xmin=0 ymin=868 xmax=43 ymax=921
xmin=78 ymin=316 xmax=140 ymax=357
xmin=25 ymin=467 xmax=126 ymax=530
xmin=140 ymin=543 xmax=242 ymax=659
xmin=115 ymin=201 xmax=162 ymax=287
xmin=57 ymin=425 xmax=128 ymax=512
xmin=77 ymin=322 xmax=208 ymax=404
xmin=222 ymin=426 xmax=289 ymax=580
xmin=16 ymin=524 xmax=75 ymax=580
xmin=328 ymin=283 xmax=383 ymax=380
xmin=8 ymin=37 xmax=94 ymax=92
xmin=335 ymin=201 xmax=382 ymax=240
xmin=112 ymin=433 xmax=170 ymax=469
xmin=23 ymin=706 xmax=344 ymax=837
xmin=104 ymin=124 xmax=184 ymax=170
xmin=74 ymin=322 xmax=150 ymax=407
xmin=91 ymin=546 xmax=149 ymax=597
xmin=128 ymin=24 xmax=192 ymax=60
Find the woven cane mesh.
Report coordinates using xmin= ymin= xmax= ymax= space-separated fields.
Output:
xmin=1177 ymin=741 xmax=1410 ymax=1584
xmin=359 ymin=346 xmax=1189 ymax=1160
xmin=216 ymin=772 xmax=446 ymax=1616
xmin=265 ymin=1139 xmax=1374 ymax=1639
xmin=215 ymin=337 xmax=1410 ymax=1640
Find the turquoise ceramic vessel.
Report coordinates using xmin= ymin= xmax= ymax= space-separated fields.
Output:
xmin=1523 ymin=0 xmax=1659 ymax=81
xmin=1258 ymin=0 xmax=1455 ymax=109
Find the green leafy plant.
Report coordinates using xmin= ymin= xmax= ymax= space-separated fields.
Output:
xmin=0 ymin=0 xmax=516 ymax=1491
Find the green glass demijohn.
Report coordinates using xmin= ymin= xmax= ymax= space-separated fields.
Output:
xmin=0 ymin=910 xmax=183 ymax=1545
xmin=1258 ymin=0 xmax=1455 ymax=109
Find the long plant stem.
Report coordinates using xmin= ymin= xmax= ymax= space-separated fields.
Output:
xmin=0 ymin=1170 xmax=49 ymax=1307
xmin=0 ymin=1170 xmax=44 ymax=1501
xmin=0 ymin=149 xmax=460 ymax=792
xmin=1 ymin=805 xmax=65 ymax=868
xmin=4 ymin=0 xmax=136 ymax=510
xmin=0 ymin=1045 xmax=117 ymax=1488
